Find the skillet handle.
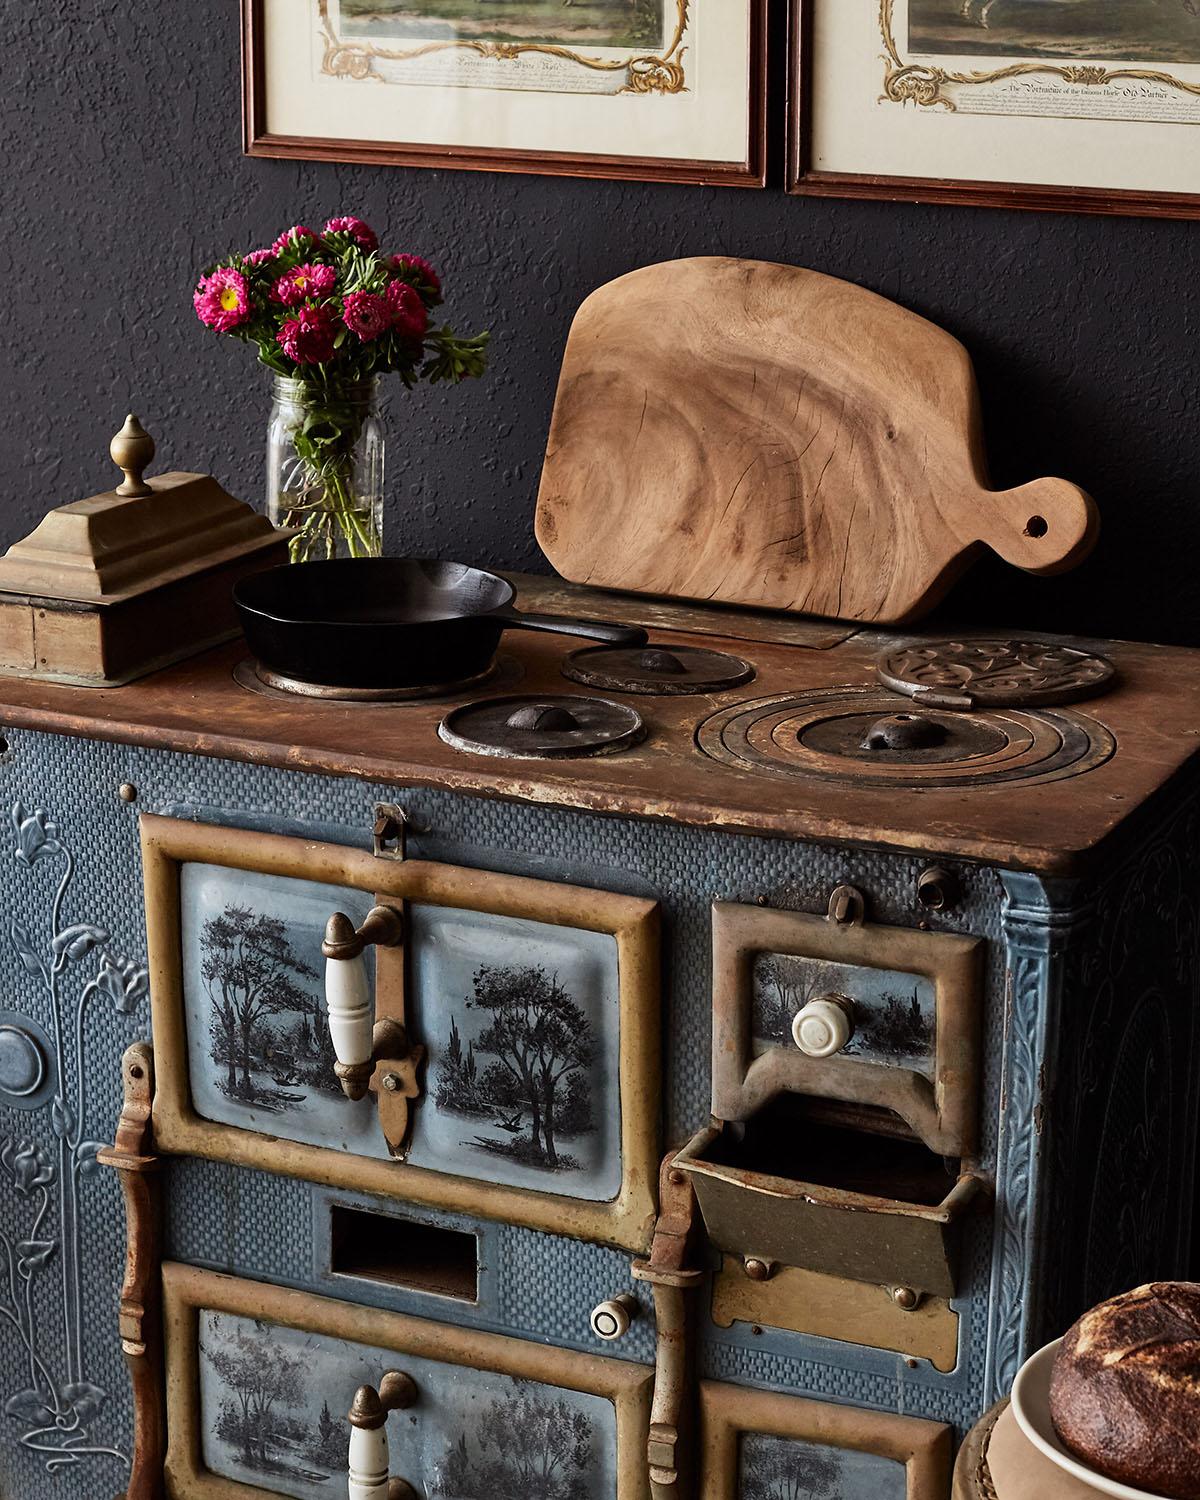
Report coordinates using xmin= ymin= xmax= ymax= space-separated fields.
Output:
xmin=502 ymin=612 xmax=649 ymax=648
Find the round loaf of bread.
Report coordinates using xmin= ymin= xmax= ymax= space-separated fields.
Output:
xmin=1049 ymin=1282 xmax=1200 ymax=1499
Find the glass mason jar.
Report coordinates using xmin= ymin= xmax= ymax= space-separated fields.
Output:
xmin=266 ymin=375 xmax=386 ymax=562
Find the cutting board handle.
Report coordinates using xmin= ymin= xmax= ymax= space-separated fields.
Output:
xmin=975 ymin=478 xmax=1099 ymax=576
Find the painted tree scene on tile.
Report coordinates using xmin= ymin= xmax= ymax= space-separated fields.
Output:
xmin=739 ymin=1432 xmax=907 ymax=1500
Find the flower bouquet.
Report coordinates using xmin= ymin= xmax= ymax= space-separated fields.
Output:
xmin=193 ymin=215 xmax=488 ymax=561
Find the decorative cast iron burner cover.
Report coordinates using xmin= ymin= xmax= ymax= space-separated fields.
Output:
xmin=876 ymin=639 xmax=1116 ymax=710
xmin=562 ymin=644 xmax=754 ymax=696
xmin=439 ymin=694 xmax=645 ymax=760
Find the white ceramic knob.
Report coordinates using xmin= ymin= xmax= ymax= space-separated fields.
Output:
xmin=348 ymin=1422 xmax=390 ymax=1500
xmin=791 ymin=995 xmax=854 ymax=1058
xmin=327 ymin=951 xmax=374 ymax=1069
xmin=590 ymin=1293 xmax=637 ymax=1341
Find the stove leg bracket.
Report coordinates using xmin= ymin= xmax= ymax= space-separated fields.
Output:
xmin=97 ymin=1042 xmax=165 ymax=1500
xmin=633 ymin=1157 xmax=705 ymax=1500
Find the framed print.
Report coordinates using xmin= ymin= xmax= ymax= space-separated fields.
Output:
xmin=163 ymin=1264 xmax=654 ymax=1499
xmin=242 ymin=0 xmax=769 ymax=186
xmin=140 ymin=814 xmax=661 ymax=1252
xmin=789 ymin=0 xmax=1200 ymax=217
xmin=699 ymin=1380 xmax=951 ymax=1500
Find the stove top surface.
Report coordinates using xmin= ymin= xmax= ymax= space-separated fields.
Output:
xmin=0 ymin=573 xmax=1196 ymax=876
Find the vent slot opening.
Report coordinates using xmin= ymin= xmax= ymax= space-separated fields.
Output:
xmin=330 ymin=1205 xmax=479 ymax=1303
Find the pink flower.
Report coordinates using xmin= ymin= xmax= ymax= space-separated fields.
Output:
xmin=271 ymin=223 xmax=321 ymax=255
xmin=324 ymin=215 xmax=379 ymax=251
xmin=386 ymin=279 xmax=429 ymax=340
xmin=390 ymin=253 xmax=440 ymax=296
xmin=277 ymin=305 xmax=337 ymax=365
xmin=242 ymin=248 xmax=274 ymax=267
xmin=342 ymin=291 xmax=391 ymax=342
xmin=193 ymin=268 xmax=251 ymax=332
xmin=270 ymin=262 xmax=338 ymax=307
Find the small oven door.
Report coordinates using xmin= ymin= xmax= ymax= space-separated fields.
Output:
xmin=141 ymin=815 xmax=660 ymax=1252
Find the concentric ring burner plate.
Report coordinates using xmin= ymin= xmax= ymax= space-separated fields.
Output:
xmin=696 ymin=686 xmax=1116 ymax=790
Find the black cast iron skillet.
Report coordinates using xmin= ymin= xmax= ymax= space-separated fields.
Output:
xmin=234 ymin=558 xmax=649 ymax=691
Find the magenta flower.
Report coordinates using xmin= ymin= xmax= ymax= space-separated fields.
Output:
xmin=342 ymin=291 xmax=391 ymax=342
xmin=391 ymin=253 xmax=440 ymax=297
xmin=193 ymin=268 xmax=252 ymax=332
xmin=277 ymin=305 xmax=337 ymax=365
xmin=386 ymin=279 xmax=429 ymax=340
xmin=270 ymin=262 xmax=338 ymax=307
xmin=271 ymin=223 xmax=321 ymax=255
xmin=325 ymin=215 xmax=379 ymax=252
xmin=242 ymin=248 xmax=275 ymax=267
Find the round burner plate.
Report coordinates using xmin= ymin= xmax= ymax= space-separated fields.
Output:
xmin=696 ymin=687 xmax=1116 ymax=790
xmin=562 ymin=644 xmax=755 ymax=696
xmin=876 ymin=639 xmax=1116 ymax=709
xmin=233 ymin=656 xmax=521 ymax=703
xmin=439 ymin=694 xmax=646 ymax=760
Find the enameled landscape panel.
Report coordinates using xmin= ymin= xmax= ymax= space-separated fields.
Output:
xmin=738 ymin=1432 xmax=907 ymax=1500
xmin=751 ymin=953 xmax=936 ymax=1077
xmin=180 ymin=865 xmax=622 ymax=1200
xmin=198 ymin=1308 xmax=617 ymax=1498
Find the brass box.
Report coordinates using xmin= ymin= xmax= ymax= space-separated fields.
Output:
xmin=0 ymin=471 xmax=286 ymax=687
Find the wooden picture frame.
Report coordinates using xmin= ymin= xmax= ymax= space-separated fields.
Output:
xmin=708 ymin=899 xmax=982 ymax=1158
xmin=242 ymin=0 xmax=769 ymax=188
xmin=141 ymin=814 xmax=661 ymax=1252
xmin=163 ymin=1263 xmax=654 ymax=1499
xmin=789 ymin=0 xmax=1200 ymax=219
xmin=699 ymin=1380 xmax=952 ymax=1500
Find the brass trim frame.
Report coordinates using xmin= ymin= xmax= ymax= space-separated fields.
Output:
xmin=163 ymin=1263 xmax=654 ymax=1500
xmin=699 ymin=1379 xmax=952 ymax=1499
xmin=141 ymin=814 xmax=661 ymax=1252
xmin=710 ymin=901 xmax=983 ymax=1156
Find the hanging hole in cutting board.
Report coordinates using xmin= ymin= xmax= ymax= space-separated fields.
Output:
xmin=1025 ymin=516 xmax=1049 ymax=538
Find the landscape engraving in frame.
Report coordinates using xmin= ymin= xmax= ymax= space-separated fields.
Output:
xmin=242 ymin=0 xmax=769 ymax=185
xmin=163 ymin=1264 xmax=654 ymax=1499
xmin=789 ymin=0 xmax=1200 ymax=217
xmin=142 ymin=815 xmax=661 ymax=1251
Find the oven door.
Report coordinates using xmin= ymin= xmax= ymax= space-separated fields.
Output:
xmin=163 ymin=1263 xmax=653 ymax=1500
xmin=141 ymin=815 xmax=660 ymax=1252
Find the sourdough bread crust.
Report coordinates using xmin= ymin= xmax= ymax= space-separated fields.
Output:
xmin=1049 ymin=1282 xmax=1200 ymax=1500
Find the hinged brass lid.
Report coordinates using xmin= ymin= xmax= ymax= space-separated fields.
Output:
xmin=0 ymin=415 xmax=281 ymax=606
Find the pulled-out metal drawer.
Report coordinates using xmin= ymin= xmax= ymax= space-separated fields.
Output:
xmin=674 ymin=1120 xmax=985 ymax=1299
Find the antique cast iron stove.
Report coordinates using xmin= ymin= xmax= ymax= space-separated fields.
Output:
xmin=0 ymin=575 xmax=1198 ymax=1500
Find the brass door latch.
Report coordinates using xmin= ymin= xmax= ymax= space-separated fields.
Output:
xmin=323 ymin=904 xmax=425 ymax=1156
xmin=348 ymin=1371 xmax=420 ymax=1500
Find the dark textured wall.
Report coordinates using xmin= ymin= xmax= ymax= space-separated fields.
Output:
xmin=4 ymin=3 xmax=1199 ymax=643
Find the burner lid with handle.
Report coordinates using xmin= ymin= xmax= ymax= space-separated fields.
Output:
xmin=562 ymin=643 xmax=755 ymax=696
xmin=876 ymin=639 xmax=1116 ymax=710
xmin=438 ymin=694 xmax=645 ymax=760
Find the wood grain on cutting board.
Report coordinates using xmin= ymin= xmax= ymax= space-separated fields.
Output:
xmin=535 ymin=258 xmax=1098 ymax=625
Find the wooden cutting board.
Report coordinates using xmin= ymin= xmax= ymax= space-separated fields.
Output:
xmin=535 ymin=258 xmax=1099 ymax=625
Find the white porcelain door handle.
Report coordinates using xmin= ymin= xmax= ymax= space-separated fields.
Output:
xmin=322 ymin=907 xmax=404 ymax=1100
xmin=347 ymin=1372 xmax=418 ymax=1500
xmin=791 ymin=993 xmax=855 ymax=1058
xmin=590 ymin=1293 xmax=638 ymax=1341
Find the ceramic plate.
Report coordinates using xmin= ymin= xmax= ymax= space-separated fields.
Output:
xmin=1011 ymin=1339 xmax=1171 ymax=1500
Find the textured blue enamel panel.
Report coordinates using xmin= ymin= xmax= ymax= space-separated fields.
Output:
xmin=0 ymin=727 xmax=1195 ymax=1499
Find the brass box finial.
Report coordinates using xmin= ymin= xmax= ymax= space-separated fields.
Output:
xmin=110 ymin=414 xmax=155 ymax=498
